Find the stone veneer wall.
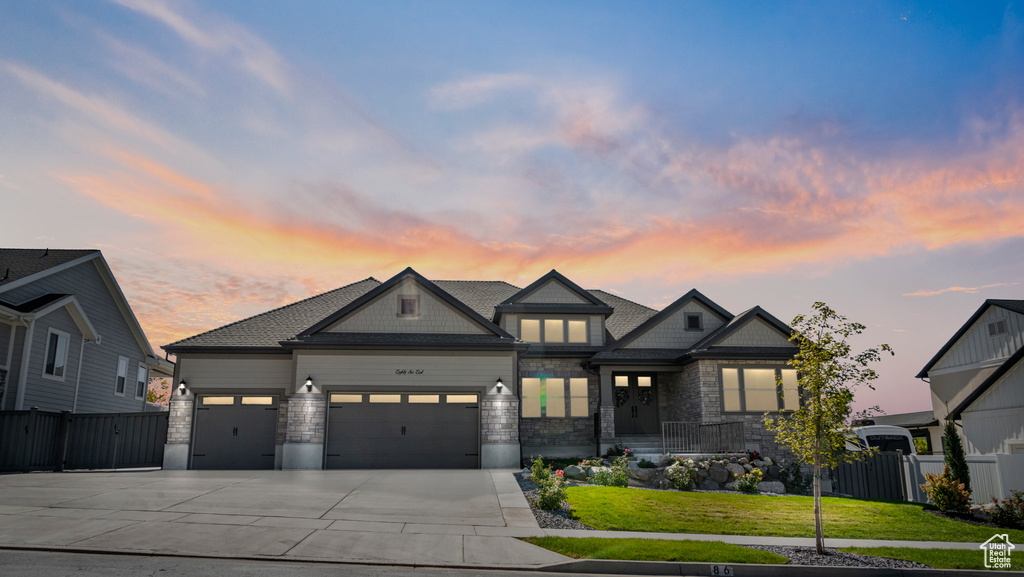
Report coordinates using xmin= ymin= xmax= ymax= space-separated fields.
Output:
xmin=167 ymin=397 xmax=193 ymax=444
xmin=286 ymin=395 xmax=326 ymax=444
xmin=276 ymin=398 xmax=288 ymax=445
xmin=661 ymin=364 xmax=702 ymax=423
xmin=519 ymin=357 xmax=597 ymax=448
xmin=481 ymin=396 xmax=519 ymax=444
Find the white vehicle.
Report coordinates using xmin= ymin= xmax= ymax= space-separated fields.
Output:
xmin=846 ymin=425 xmax=917 ymax=455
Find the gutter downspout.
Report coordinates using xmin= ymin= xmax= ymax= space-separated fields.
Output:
xmin=15 ymin=317 xmax=36 ymax=411
xmin=71 ymin=335 xmax=87 ymax=412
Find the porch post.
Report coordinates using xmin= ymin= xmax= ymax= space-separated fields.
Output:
xmin=598 ymin=370 xmax=616 ymax=454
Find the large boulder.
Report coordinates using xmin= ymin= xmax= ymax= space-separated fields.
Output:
xmin=694 ymin=470 xmax=708 ymax=486
xmin=699 ymin=480 xmax=721 ymax=491
xmin=767 ymin=465 xmax=781 ymax=479
xmin=763 ymin=457 xmax=774 ymax=466
xmin=708 ymin=466 xmax=730 ymax=483
xmin=726 ymin=463 xmax=746 ymax=480
xmin=563 ymin=465 xmax=587 ymax=481
xmin=629 ymin=467 xmax=659 ymax=482
xmin=738 ymin=457 xmax=749 ymax=465
xmin=658 ymin=478 xmax=675 ymax=490
xmin=758 ymin=481 xmax=786 ymax=494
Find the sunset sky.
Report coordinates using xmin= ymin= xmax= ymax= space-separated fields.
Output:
xmin=3 ymin=1 xmax=1023 ymax=416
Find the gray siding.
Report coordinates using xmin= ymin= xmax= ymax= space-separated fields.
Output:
xmin=327 ymin=279 xmax=487 ymax=335
xmin=1 ymin=259 xmax=149 ymax=413
xmin=589 ymin=315 xmax=604 ymax=346
xmin=934 ymin=307 xmax=1024 ymax=372
xmin=177 ymin=354 xmax=292 ymax=392
xmin=21 ymin=307 xmax=83 ymax=412
xmin=296 ymin=350 xmax=514 ymax=394
xmin=718 ymin=318 xmax=792 ymax=347
xmin=625 ymin=301 xmax=725 ymax=349
xmin=518 ymin=280 xmax=590 ymax=304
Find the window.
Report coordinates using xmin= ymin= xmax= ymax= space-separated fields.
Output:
xmin=330 ymin=393 xmax=362 ymax=403
xmin=135 ymin=365 xmax=148 ymax=399
xmin=43 ymin=329 xmax=70 ymax=380
xmin=685 ymin=313 xmax=703 ymax=331
xmin=397 ymin=294 xmax=419 ymax=317
xmin=114 ymin=356 xmax=128 ymax=395
xmin=988 ymin=320 xmax=1007 ymax=336
xmin=721 ymin=367 xmax=799 ymax=412
xmin=520 ymin=377 xmax=589 ymax=418
xmin=569 ymin=378 xmax=589 ymax=416
xmin=519 ymin=318 xmax=588 ymax=344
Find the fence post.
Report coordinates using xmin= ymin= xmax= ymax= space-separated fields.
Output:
xmin=54 ymin=411 xmax=71 ymax=472
xmin=22 ymin=407 xmax=38 ymax=473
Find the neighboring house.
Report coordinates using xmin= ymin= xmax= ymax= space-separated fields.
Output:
xmin=162 ymin=267 xmax=799 ymax=470
xmin=0 ymin=248 xmax=170 ymax=414
xmin=917 ymin=300 xmax=1024 ymax=455
xmin=865 ymin=410 xmax=941 ymax=454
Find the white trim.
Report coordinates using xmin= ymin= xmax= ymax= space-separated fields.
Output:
xmin=91 ymin=257 xmax=156 ymax=358
xmin=0 ymin=252 xmax=100 ymax=296
xmin=15 ymin=318 xmax=35 ymax=410
xmin=34 ymin=295 xmax=98 ymax=341
xmin=961 ymin=406 xmax=1024 ymax=419
xmin=40 ymin=327 xmax=70 ymax=382
xmin=928 ymin=358 xmax=1008 ymax=377
xmin=114 ymin=355 xmax=128 ymax=397
xmin=72 ymin=335 xmax=86 ymax=412
xmin=134 ymin=362 xmax=148 ymax=400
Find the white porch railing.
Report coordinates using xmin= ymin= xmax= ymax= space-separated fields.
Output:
xmin=662 ymin=421 xmax=745 ymax=454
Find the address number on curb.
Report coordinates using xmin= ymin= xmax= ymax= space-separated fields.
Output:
xmin=710 ymin=565 xmax=733 ymax=576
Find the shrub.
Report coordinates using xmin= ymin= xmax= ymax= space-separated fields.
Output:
xmin=990 ymin=490 xmax=1024 ymax=529
xmin=530 ymin=457 xmax=568 ymax=510
xmin=921 ymin=466 xmax=971 ymax=514
xmin=593 ymin=455 xmax=629 ymax=487
xmin=531 ymin=456 xmax=553 ymax=486
xmin=604 ymin=444 xmax=630 ymax=458
xmin=666 ymin=462 xmax=698 ymax=490
xmin=777 ymin=461 xmax=812 ymax=496
xmin=638 ymin=458 xmax=657 ymax=469
xmin=943 ymin=419 xmax=972 ymax=498
xmin=577 ymin=458 xmax=602 ymax=469
xmin=735 ymin=469 xmax=763 ymax=493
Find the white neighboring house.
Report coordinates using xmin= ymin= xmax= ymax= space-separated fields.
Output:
xmin=917 ymin=299 xmax=1024 ymax=455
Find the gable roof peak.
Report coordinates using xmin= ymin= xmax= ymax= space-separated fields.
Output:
xmin=500 ymin=269 xmax=607 ymax=307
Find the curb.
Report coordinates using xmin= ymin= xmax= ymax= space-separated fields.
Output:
xmin=540 ymin=559 xmax=1024 ymax=576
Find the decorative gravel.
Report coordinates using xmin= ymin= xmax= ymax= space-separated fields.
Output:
xmin=514 ymin=472 xmax=596 ymax=530
xmin=746 ymin=545 xmax=930 ymax=568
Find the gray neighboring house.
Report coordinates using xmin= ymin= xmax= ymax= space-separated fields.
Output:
xmin=162 ymin=267 xmax=799 ymax=470
xmin=0 ymin=248 xmax=170 ymax=414
xmin=917 ymin=299 xmax=1024 ymax=455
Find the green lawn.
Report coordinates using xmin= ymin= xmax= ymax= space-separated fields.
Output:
xmin=523 ymin=537 xmax=787 ymax=564
xmin=841 ymin=547 xmax=1024 ymax=571
xmin=565 ymin=486 xmax=1024 ymax=543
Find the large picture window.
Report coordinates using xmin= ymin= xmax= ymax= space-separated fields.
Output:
xmin=522 ymin=376 xmax=590 ymax=417
xmin=43 ymin=329 xmax=70 ymax=380
xmin=519 ymin=318 xmax=589 ymax=344
xmin=721 ymin=367 xmax=799 ymax=413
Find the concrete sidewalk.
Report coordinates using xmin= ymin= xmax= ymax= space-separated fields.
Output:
xmin=0 ymin=469 xmax=988 ymax=570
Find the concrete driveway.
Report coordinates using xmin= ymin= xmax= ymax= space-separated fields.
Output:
xmin=0 ymin=469 xmax=565 ymax=567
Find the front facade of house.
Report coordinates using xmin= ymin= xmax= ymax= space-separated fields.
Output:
xmin=162 ymin=268 xmax=800 ymax=470
xmin=0 ymin=249 xmax=170 ymax=414
xmin=918 ymin=299 xmax=1024 ymax=455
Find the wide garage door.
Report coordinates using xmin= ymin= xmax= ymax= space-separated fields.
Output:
xmin=192 ymin=395 xmax=278 ymax=470
xmin=327 ymin=392 xmax=479 ymax=469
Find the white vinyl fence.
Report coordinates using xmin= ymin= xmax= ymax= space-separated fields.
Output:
xmin=904 ymin=454 xmax=1024 ymax=503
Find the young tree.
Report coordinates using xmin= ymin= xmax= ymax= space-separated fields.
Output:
xmin=942 ymin=418 xmax=972 ymax=497
xmin=764 ymin=302 xmax=893 ymax=555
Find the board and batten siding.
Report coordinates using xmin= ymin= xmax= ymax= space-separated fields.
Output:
xmin=21 ymin=307 xmax=83 ymax=412
xmin=624 ymin=301 xmax=725 ymax=349
xmin=933 ymin=306 xmax=1024 ymax=373
xmin=177 ymin=354 xmax=293 ymax=391
xmin=1 ymin=259 xmax=149 ymax=413
xmin=518 ymin=280 xmax=590 ymax=304
xmin=326 ymin=280 xmax=487 ymax=335
xmin=962 ymin=360 xmax=1024 ymax=454
xmin=717 ymin=318 xmax=793 ymax=347
xmin=296 ymin=350 xmax=515 ymax=394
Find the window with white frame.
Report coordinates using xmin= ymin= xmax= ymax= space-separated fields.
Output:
xmin=521 ymin=376 xmax=590 ymax=417
xmin=519 ymin=318 xmax=588 ymax=344
xmin=115 ymin=356 xmax=128 ymax=396
xmin=721 ymin=367 xmax=799 ymax=412
xmin=135 ymin=364 xmax=148 ymax=400
xmin=43 ymin=329 xmax=70 ymax=380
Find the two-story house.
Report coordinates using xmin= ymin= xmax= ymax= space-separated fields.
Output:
xmin=162 ymin=267 xmax=799 ymax=470
xmin=0 ymin=248 xmax=169 ymax=414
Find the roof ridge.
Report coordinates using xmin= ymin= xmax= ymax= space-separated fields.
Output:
xmin=166 ymin=277 xmax=381 ymax=347
xmin=587 ymin=289 xmax=659 ymax=313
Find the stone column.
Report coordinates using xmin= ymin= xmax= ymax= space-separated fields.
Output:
xmin=481 ymin=395 xmax=520 ymax=468
xmin=282 ymin=393 xmax=326 ymax=469
xmin=598 ymin=370 xmax=616 ymax=454
xmin=163 ymin=395 xmax=193 ymax=470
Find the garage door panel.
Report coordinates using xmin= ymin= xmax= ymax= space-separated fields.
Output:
xmin=192 ymin=396 xmax=278 ymax=470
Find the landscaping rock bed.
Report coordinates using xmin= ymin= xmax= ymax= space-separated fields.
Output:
xmin=746 ymin=545 xmax=930 ymax=568
xmin=514 ymin=472 xmax=595 ymax=530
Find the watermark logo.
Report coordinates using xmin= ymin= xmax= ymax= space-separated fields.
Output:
xmin=980 ymin=534 xmax=1015 ymax=570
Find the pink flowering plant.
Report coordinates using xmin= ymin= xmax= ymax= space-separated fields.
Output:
xmin=530 ymin=457 xmax=568 ymax=510
xmin=990 ymin=490 xmax=1024 ymax=529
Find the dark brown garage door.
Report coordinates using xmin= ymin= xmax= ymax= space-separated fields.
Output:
xmin=326 ymin=393 xmax=479 ymax=469
xmin=192 ymin=395 xmax=278 ymax=470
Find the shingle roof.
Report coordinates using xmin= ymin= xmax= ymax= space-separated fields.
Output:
xmin=988 ymin=299 xmax=1024 ymax=316
xmin=0 ymin=249 xmax=98 ymax=290
xmin=872 ymin=410 xmax=938 ymax=428
xmin=0 ymin=293 xmax=70 ymax=313
xmin=287 ymin=332 xmax=517 ymax=347
xmin=165 ymin=278 xmax=381 ymax=349
xmin=589 ymin=348 xmax=687 ymax=362
xmin=587 ymin=290 xmax=658 ymax=340
xmin=433 ymin=280 xmax=521 ymax=319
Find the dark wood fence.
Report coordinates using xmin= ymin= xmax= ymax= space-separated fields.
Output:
xmin=0 ymin=409 xmax=167 ymax=472
xmin=831 ymin=451 xmax=906 ymax=500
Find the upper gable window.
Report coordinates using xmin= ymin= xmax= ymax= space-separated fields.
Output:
xmin=520 ymin=318 xmax=588 ymax=344
xmin=685 ymin=313 xmax=703 ymax=331
xmin=397 ymin=295 xmax=419 ymax=317
xmin=988 ymin=320 xmax=1007 ymax=337
xmin=43 ymin=329 xmax=70 ymax=380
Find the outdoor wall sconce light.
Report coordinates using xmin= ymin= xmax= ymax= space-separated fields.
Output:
xmin=178 ymin=380 xmax=187 ymax=396
xmin=305 ymin=376 xmax=314 ymax=393
xmin=495 ymin=377 xmax=503 ymax=393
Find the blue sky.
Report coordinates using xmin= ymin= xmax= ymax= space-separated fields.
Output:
xmin=2 ymin=1 xmax=1024 ymax=415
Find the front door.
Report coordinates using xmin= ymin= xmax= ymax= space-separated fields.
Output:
xmin=613 ymin=374 xmax=658 ymax=435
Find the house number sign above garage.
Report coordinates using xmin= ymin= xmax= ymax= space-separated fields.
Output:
xmin=395 ymin=369 xmax=425 ymax=375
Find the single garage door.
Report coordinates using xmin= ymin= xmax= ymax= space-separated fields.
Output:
xmin=192 ymin=395 xmax=278 ymax=470
xmin=326 ymin=392 xmax=479 ymax=469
